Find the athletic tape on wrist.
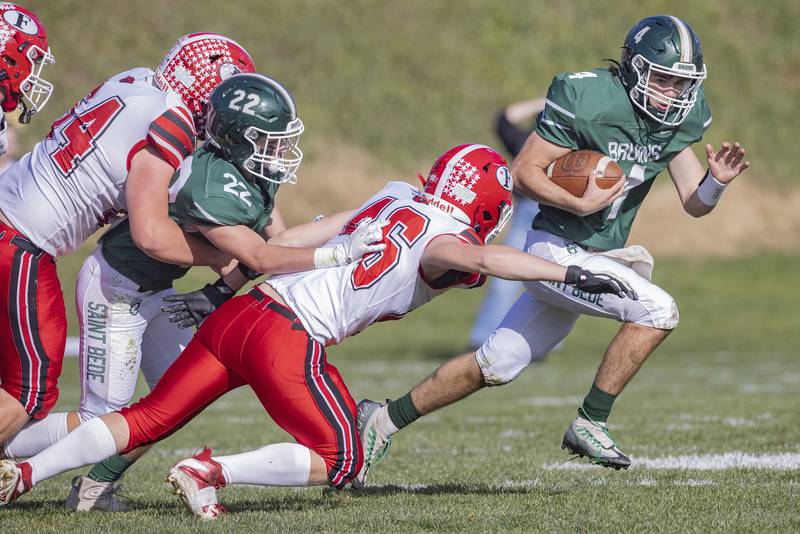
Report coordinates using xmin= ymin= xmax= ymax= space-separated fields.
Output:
xmin=313 ymin=246 xmax=338 ymax=268
xmin=697 ymin=170 xmax=727 ymax=206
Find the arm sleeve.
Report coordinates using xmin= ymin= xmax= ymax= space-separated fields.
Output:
xmin=146 ymin=107 xmax=196 ymax=170
xmin=496 ymin=112 xmax=531 ymax=157
xmin=534 ymin=76 xmax=580 ymax=150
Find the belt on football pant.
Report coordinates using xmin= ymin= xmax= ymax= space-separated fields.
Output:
xmin=0 ymin=221 xmax=45 ymax=258
xmin=248 ymin=287 xmax=306 ymax=331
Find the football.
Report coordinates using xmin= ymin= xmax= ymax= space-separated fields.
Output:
xmin=545 ymin=150 xmax=624 ymax=197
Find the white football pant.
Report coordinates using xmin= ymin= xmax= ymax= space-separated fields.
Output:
xmin=75 ymin=248 xmax=192 ymax=421
xmin=476 ymin=229 xmax=678 ymax=385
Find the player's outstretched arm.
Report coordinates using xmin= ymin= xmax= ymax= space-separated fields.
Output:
xmin=421 ymin=235 xmax=636 ymax=299
xmin=512 ymin=132 xmax=625 ymax=217
xmin=268 ymin=210 xmax=356 ymax=248
xmin=197 ymin=217 xmax=386 ymax=276
xmin=669 ymin=143 xmax=750 ymax=217
xmin=126 ymin=147 xmax=229 ymax=270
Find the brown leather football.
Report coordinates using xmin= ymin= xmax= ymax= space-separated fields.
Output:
xmin=545 ymin=150 xmax=624 ymax=197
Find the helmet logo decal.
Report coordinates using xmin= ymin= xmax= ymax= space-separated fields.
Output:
xmin=3 ymin=10 xmax=37 ymax=35
xmin=633 ymin=26 xmax=650 ymax=43
xmin=172 ymin=64 xmax=196 ymax=88
xmin=496 ymin=166 xmax=512 ymax=191
xmin=442 ymin=159 xmax=479 ymax=205
xmin=219 ymin=62 xmax=238 ymax=80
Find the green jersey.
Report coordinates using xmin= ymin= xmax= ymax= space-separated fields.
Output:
xmin=533 ymin=68 xmax=712 ymax=250
xmin=102 ymin=145 xmax=278 ymax=291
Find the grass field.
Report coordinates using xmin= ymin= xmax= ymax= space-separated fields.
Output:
xmin=2 ymin=254 xmax=798 ymax=532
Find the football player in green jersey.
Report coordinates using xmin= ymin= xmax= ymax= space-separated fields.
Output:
xmin=3 ymin=73 xmax=386 ymax=510
xmin=356 ymin=15 xmax=750 ymax=481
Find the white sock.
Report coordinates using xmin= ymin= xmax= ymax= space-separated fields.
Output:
xmin=28 ymin=417 xmax=117 ymax=486
xmin=375 ymin=405 xmax=399 ymax=437
xmin=3 ymin=412 xmax=70 ymax=459
xmin=215 ymin=443 xmax=311 ymax=487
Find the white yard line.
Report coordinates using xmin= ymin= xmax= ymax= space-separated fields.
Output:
xmin=544 ymin=451 xmax=800 ymax=471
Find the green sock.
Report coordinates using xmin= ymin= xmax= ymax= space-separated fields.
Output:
xmin=87 ymin=454 xmax=136 ymax=483
xmin=386 ymin=392 xmax=421 ymax=429
xmin=579 ymin=383 xmax=617 ymax=423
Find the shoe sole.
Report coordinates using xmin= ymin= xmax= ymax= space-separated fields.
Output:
xmin=561 ymin=440 xmax=630 ymax=471
xmin=0 ymin=462 xmax=20 ymax=506
xmin=166 ymin=468 xmax=221 ymax=520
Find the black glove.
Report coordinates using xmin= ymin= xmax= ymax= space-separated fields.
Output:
xmin=161 ymin=278 xmax=235 ymax=329
xmin=565 ymin=265 xmax=638 ymax=300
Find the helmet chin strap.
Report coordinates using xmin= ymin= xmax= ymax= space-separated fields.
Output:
xmin=18 ymin=101 xmax=33 ymax=124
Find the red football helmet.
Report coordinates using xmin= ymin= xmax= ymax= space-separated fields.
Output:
xmin=154 ymin=32 xmax=255 ymax=133
xmin=419 ymin=144 xmax=514 ymax=244
xmin=0 ymin=4 xmax=54 ymax=123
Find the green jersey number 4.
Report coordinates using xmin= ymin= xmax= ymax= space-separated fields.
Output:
xmin=606 ymin=163 xmax=645 ymax=220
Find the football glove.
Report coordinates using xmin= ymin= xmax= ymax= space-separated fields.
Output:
xmin=161 ymin=278 xmax=235 ymax=329
xmin=565 ymin=265 xmax=638 ymax=300
xmin=313 ymin=217 xmax=388 ymax=268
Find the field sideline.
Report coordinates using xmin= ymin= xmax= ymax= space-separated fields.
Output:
xmin=2 ymin=254 xmax=798 ymax=532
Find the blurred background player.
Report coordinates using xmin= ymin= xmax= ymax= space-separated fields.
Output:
xmin=0 ymin=32 xmax=256 ymax=479
xmin=356 ymin=15 xmax=751 ymax=482
xmin=0 ymin=144 xmax=635 ymax=517
xmin=468 ymin=99 xmax=543 ymax=348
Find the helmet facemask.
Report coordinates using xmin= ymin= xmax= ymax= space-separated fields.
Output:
xmin=241 ymin=118 xmax=304 ymax=184
xmin=483 ymin=200 xmax=513 ymax=244
xmin=17 ymin=44 xmax=55 ymax=123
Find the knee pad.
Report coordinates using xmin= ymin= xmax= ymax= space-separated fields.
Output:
xmin=646 ymin=290 xmax=680 ymax=330
xmin=475 ymin=327 xmax=534 ymax=386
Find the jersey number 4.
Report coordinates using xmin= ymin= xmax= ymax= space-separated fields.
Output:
xmin=49 ymin=96 xmax=126 ymax=177
xmin=345 ymin=196 xmax=430 ymax=290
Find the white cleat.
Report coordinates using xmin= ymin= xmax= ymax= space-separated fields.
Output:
xmin=65 ymin=475 xmax=129 ymax=512
xmin=562 ymin=414 xmax=631 ymax=470
xmin=0 ymin=460 xmax=29 ymax=506
xmin=166 ymin=448 xmax=227 ymax=520
xmin=353 ymin=399 xmax=393 ymax=488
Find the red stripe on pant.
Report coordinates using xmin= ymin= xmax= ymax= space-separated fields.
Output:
xmin=121 ymin=291 xmax=363 ymax=488
xmin=0 ymin=223 xmax=66 ymax=419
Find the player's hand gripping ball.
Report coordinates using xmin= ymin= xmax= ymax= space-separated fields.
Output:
xmin=546 ymin=150 xmax=624 ymax=197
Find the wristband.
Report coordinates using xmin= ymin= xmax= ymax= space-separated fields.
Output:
xmin=696 ymin=170 xmax=727 ymax=206
xmin=237 ymin=262 xmax=263 ymax=281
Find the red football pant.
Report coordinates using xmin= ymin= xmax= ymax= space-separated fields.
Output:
xmin=0 ymin=221 xmax=66 ymax=419
xmin=121 ymin=288 xmax=362 ymax=488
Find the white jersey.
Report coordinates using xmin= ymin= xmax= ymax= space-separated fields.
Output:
xmin=268 ymin=181 xmax=486 ymax=345
xmin=0 ymin=68 xmax=195 ymax=256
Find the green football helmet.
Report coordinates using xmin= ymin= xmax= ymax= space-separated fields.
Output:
xmin=618 ymin=15 xmax=707 ymax=126
xmin=205 ymin=73 xmax=304 ymax=184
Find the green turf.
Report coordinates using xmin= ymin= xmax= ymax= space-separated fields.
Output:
xmin=3 ymin=255 xmax=798 ymax=532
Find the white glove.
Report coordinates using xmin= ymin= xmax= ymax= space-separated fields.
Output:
xmin=313 ymin=217 xmax=388 ymax=268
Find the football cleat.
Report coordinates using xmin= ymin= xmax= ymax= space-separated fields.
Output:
xmin=353 ymin=399 xmax=393 ymax=488
xmin=0 ymin=460 xmax=31 ymax=506
xmin=166 ymin=448 xmax=227 ymax=520
xmin=65 ymin=475 xmax=129 ymax=512
xmin=561 ymin=413 xmax=631 ymax=470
